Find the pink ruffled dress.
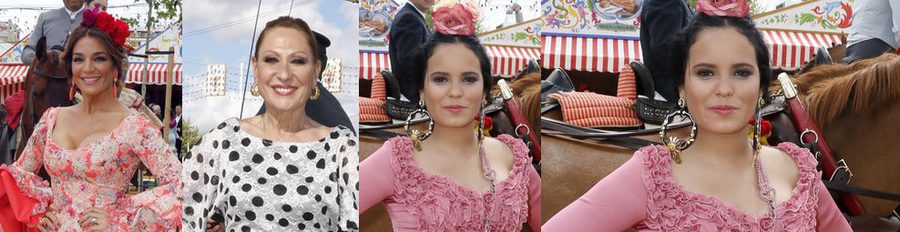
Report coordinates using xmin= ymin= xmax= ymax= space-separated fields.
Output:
xmin=360 ymin=134 xmax=542 ymax=231
xmin=543 ymin=142 xmax=851 ymax=231
xmin=0 ymin=107 xmax=182 ymax=231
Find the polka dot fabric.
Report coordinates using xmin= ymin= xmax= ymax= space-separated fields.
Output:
xmin=182 ymin=118 xmax=359 ymax=231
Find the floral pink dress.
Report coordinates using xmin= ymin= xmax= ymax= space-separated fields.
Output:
xmin=360 ymin=134 xmax=542 ymax=231
xmin=543 ymin=142 xmax=852 ymax=231
xmin=0 ymin=107 xmax=182 ymax=231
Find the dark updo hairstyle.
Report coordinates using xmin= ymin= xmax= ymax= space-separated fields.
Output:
xmin=254 ymin=16 xmax=319 ymax=71
xmin=670 ymin=13 xmax=772 ymax=102
xmin=63 ymin=26 xmax=128 ymax=92
xmin=413 ymin=33 xmax=493 ymax=102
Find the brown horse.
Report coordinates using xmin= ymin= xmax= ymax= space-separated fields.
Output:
xmin=541 ymin=53 xmax=900 ymax=228
xmin=359 ymin=71 xmax=543 ymax=231
xmin=15 ymin=37 xmax=73 ymax=158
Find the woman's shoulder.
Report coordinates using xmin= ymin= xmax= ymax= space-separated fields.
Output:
xmin=484 ymin=135 xmax=524 ymax=169
xmin=761 ymin=143 xmax=818 ymax=188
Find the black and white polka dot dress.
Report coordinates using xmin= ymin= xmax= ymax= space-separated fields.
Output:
xmin=182 ymin=118 xmax=359 ymax=231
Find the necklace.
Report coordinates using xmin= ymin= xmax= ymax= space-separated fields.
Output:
xmin=753 ymin=149 xmax=777 ymax=231
xmin=479 ymin=143 xmax=497 ymax=232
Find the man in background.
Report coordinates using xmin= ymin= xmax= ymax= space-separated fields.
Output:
xmin=22 ymin=0 xmax=85 ymax=64
xmin=388 ymin=0 xmax=434 ymax=103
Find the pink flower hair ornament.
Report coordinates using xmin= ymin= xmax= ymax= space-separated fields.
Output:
xmin=432 ymin=2 xmax=477 ymax=36
xmin=696 ymin=0 xmax=750 ymax=18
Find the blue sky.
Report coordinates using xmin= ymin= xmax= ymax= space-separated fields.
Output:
xmin=182 ymin=0 xmax=358 ymax=132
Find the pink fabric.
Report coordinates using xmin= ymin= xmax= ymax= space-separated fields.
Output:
xmin=0 ymin=107 xmax=182 ymax=231
xmin=543 ymin=142 xmax=851 ymax=231
xmin=361 ymin=134 xmax=541 ymax=231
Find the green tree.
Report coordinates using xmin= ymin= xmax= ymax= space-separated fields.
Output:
xmin=180 ymin=118 xmax=204 ymax=157
xmin=121 ymin=0 xmax=182 ymax=28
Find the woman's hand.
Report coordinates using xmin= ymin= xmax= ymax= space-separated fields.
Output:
xmin=206 ymin=218 xmax=224 ymax=232
xmin=33 ymin=209 xmax=59 ymax=232
xmin=79 ymin=207 xmax=110 ymax=232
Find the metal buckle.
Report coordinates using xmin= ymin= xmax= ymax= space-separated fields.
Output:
xmin=830 ymin=159 xmax=853 ymax=183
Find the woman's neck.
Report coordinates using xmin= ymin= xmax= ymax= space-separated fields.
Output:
xmin=681 ymin=126 xmax=755 ymax=167
xmin=257 ymin=105 xmax=313 ymax=139
xmin=421 ymin=121 xmax=480 ymax=157
xmin=78 ymin=88 xmax=122 ymax=114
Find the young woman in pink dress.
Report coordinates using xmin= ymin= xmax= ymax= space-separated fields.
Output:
xmin=360 ymin=2 xmax=541 ymax=231
xmin=543 ymin=1 xmax=852 ymax=231
xmin=0 ymin=8 xmax=181 ymax=232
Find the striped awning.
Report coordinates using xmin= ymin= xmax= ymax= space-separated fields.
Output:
xmin=359 ymin=52 xmax=390 ymax=80
xmin=542 ymin=35 xmax=643 ymax=73
xmin=484 ymin=46 xmax=541 ymax=77
xmin=125 ymin=63 xmax=183 ymax=85
xmin=761 ymin=30 xmax=843 ymax=70
xmin=0 ymin=64 xmax=28 ymax=86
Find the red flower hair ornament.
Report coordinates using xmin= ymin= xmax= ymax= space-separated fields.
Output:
xmin=81 ymin=8 xmax=131 ymax=49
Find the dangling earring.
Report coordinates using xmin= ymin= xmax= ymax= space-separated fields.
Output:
xmin=69 ymin=83 xmax=75 ymax=100
xmin=405 ymin=99 xmax=434 ymax=151
xmin=660 ymin=97 xmax=697 ymax=164
xmin=476 ymin=99 xmax=487 ymax=143
xmin=111 ymin=81 xmax=118 ymax=98
xmin=752 ymin=97 xmax=764 ymax=159
xmin=250 ymin=82 xmax=260 ymax=96
xmin=310 ymin=84 xmax=320 ymax=101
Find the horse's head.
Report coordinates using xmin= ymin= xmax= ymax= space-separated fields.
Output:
xmin=27 ymin=37 xmax=70 ymax=106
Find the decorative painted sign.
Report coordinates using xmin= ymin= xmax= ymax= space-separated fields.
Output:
xmin=322 ymin=58 xmax=343 ymax=93
xmin=753 ymin=0 xmax=854 ymax=34
xmin=541 ymin=0 xmax=643 ymax=37
xmin=478 ymin=17 xmax=541 ymax=48
xmin=359 ymin=0 xmax=400 ymax=51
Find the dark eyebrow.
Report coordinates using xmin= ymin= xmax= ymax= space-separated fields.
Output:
xmin=733 ymin=63 xmax=755 ymax=69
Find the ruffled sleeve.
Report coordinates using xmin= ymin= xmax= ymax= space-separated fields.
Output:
xmin=110 ymin=115 xmax=182 ymax=231
xmin=0 ymin=107 xmax=56 ymax=228
xmin=542 ymin=145 xmax=650 ymax=231
xmin=336 ymin=128 xmax=360 ymax=231
xmin=359 ymin=136 xmax=399 ymax=212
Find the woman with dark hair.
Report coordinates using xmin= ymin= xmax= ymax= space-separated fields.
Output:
xmin=0 ymin=8 xmax=181 ymax=231
xmin=543 ymin=1 xmax=851 ymax=231
xmin=181 ymin=16 xmax=358 ymax=231
xmin=359 ymin=2 xmax=541 ymax=231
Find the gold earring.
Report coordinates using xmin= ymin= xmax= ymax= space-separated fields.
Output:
xmin=310 ymin=85 xmax=320 ymax=101
xmin=250 ymin=83 xmax=260 ymax=96
xmin=758 ymin=97 xmax=765 ymax=108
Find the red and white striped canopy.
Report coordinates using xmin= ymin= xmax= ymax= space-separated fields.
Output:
xmin=359 ymin=46 xmax=542 ymax=80
xmin=761 ymin=30 xmax=843 ymax=70
xmin=484 ymin=46 xmax=541 ymax=77
xmin=125 ymin=63 xmax=183 ymax=85
xmin=0 ymin=64 xmax=28 ymax=86
xmin=0 ymin=64 xmax=28 ymax=101
xmin=0 ymin=63 xmax=181 ymax=101
xmin=542 ymin=35 xmax=643 ymax=73
xmin=359 ymin=52 xmax=390 ymax=80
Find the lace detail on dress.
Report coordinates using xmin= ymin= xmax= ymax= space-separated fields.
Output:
xmin=386 ymin=134 xmax=532 ymax=231
xmin=636 ymin=142 xmax=821 ymax=231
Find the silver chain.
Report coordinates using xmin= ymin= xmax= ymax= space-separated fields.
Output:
xmin=753 ymin=149 xmax=777 ymax=231
xmin=480 ymin=143 xmax=497 ymax=232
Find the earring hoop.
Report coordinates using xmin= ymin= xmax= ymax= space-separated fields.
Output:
xmin=310 ymin=84 xmax=320 ymax=100
xmin=405 ymin=99 xmax=434 ymax=151
xmin=250 ymin=82 xmax=260 ymax=96
xmin=660 ymin=97 xmax=697 ymax=164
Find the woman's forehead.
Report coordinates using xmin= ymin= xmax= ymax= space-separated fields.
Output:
xmin=688 ymin=27 xmax=758 ymax=66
